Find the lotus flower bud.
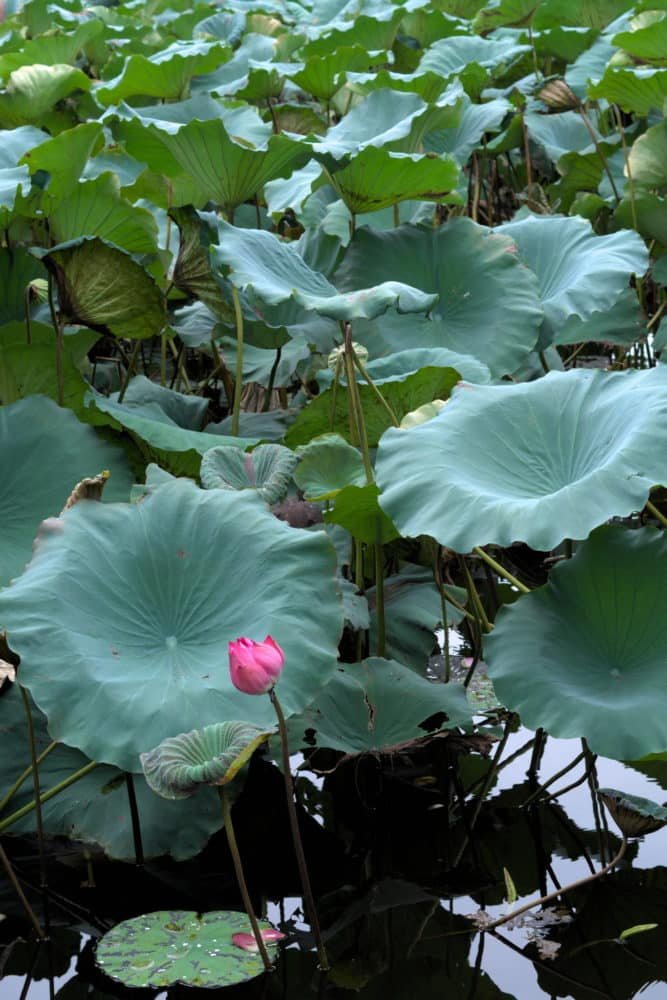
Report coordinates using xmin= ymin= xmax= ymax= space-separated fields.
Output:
xmin=232 ymin=929 xmax=286 ymax=952
xmin=228 ymin=635 xmax=285 ymax=695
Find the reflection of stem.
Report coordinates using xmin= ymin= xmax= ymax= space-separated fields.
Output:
xmin=0 ymin=838 xmax=44 ymax=937
xmin=473 ymin=547 xmax=530 ymax=594
xmin=269 ymin=689 xmax=329 ymax=970
xmin=492 ymin=928 xmax=611 ymax=998
xmin=125 ymin=774 xmax=144 ymax=866
xmin=219 ymin=786 xmax=273 ymax=971
xmin=523 ymin=750 xmax=586 ymax=807
xmin=231 ymin=285 xmax=244 ymax=436
xmin=19 ymin=685 xmax=50 ymax=936
xmin=482 ymin=837 xmax=627 ymax=931
xmin=453 ymin=717 xmax=513 ymax=866
xmin=0 ymin=741 xmax=57 ymax=814
xmin=0 ymin=760 xmax=100 ymax=834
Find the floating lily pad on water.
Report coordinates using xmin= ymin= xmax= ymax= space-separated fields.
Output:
xmin=95 ymin=910 xmax=282 ymax=988
xmin=485 ymin=525 xmax=667 ymax=761
xmin=598 ymin=789 xmax=667 ymax=838
xmin=141 ymin=722 xmax=273 ymax=799
xmin=376 ymin=367 xmax=667 ymax=552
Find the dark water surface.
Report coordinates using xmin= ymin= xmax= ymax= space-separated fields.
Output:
xmin=2 ymin=719 xmax=667 ymax=1000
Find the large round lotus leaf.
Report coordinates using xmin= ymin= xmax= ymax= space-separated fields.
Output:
xmin=95 ymin=910 xmax=281 ymax=988
xmin=200 ymin=443 xmax=297 ymax=504
xmin=0 ymin=395 xmax=133 ymax=588
xmin=141 ymin=722 xmax=272 ymax=799
xmin=484 ymin=526 xmax=667 ymax=761
xmin=0 ymin=480 xmax=343 ymax=771
xmin=376 ymin=367 xmax=667 ymax=552
xmin=333 ymin=220 xmax=542 ymax=377
xmin=288 ymin=658 xmax=471 ymax=757
xmin=496 ymin=214 xmax=648 ymax=349
xmin=1 ymin=685 xmax=223 ymax=861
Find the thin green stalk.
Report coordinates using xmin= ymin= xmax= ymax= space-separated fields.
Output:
xmin=47 ymin=274 xmax=64 ymax=407
xmin=125 ymin=774 xmax=144 ymax=866
xmin=459 ymin=556 xmax=491 ymax=633
xmin=352 ymin=353 xmax=400 ymax=427
xmin=374 ymin=541 xmax=386 ymax=658
xmin=160 ymin=332 xmax=167 ymax=386
xmin=0 ymin=741 xmax=58 ymax=814
xmin=269 ymin=689 xmax=329 ymax=970
xmin=612 ymin=104 xmax=636 ymax=229
xmin=473 ymin=547 xmax=530 ymax=594
xmin=262 ymin=347 xmax=282 ymax=412
xmin=117 ymin=339 xmax=141 ymax=404
xmin=482 ymin=838 xmax=627 ymax=932
xmin=0 ymin=761 xmax=100 ymax=834
xmin=646 ymin=499 xmax=667 ymax=530
xmin=0 ymin=839 xmax=44 ymax=938
xmin=24 ymin=285 xmax=32 ymax=345
xmin=343 ymin=325 xmax=373 ymax=483
xmin=219 ymin=787 xmax=273 ymax=971
xmin=578 ymin=107 xmax=620 ymax=203
xmin=453 ymin=717 xmax=513 ymax=866
xmin=435 ymin=549 xmax=451 ymax=682
xmin=19 ymin=686 xmax=49 ymax=936
xmin=329 ymin=355 xmax=342 ymax=432
xmin=231 ymin=285 xmax=244 ymax=436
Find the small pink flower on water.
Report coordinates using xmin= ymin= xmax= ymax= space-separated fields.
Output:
xmin=232 ymin=930 xmax=286 ymax=952
xmin=228 ymin=636 xmax=285 ymax=695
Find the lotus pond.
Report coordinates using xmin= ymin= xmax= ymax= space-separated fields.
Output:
xmin=2 ymin=0 xmax=667 ymax=995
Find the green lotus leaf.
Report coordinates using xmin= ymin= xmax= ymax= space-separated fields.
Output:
xmin=294 ymin=433 xmax=366 ymax=500
xmin=0 ymin=319 xmax=92 ymax=416
xmin=655 ymin=257 xmax=667 ymax=287
xmin=115 ymin=115 xmax=310 ymax=217
xmin=627 ymin=121 xmax=667 ymax=189
xmin=551 ymin=288 xmax=645 ymax=347
xmin=212 ymin=223 xmax=438 ymax=322
xmin=108 ymin=376 xmax=211 ymax=429
xmin=0 ymin=64 xmax=91 ymax=127
xmin=20 ymin=122 xmax=104 ymax=202
xmin=523 ymin=109 xmax=600 ymax=164
xmin=318 ymin=347 xmax=491 ymax=387
xmin=418 ymin=33 xmax=530 ymax=82
xmin=324 ymin=484 xmax=399 ymax=545
xmin=613 ymin=14 xmax=667 ymax=62
xmin=200 ymin=443 xmax=298 ymax=504
xmin=473 ymin=0 xmax=540 ymax=31
xmin=302 ymin=9 xmax=403 ymax=54
xmin=95 ymin=41 xmax=231 ymax=105
xmin=496 ymin=214 xmax=648 ymax=349
xmin=49 ymin=174 xmax=159 ymax=257
xmin=96 ymin=910 xmax=282 ymax=988
xmin=288 ymin=658 xmax=471 ymax=757
xmin=334 ymin=220 xmax=542 ymax=377
xmin=286 ymin=365 xmax=460 ymax=449
xmin=485 ymin=525 xmax=667 ymax=760
xmin=598 ymin=788 xmax=667 ymax=838
xmin=0 ymin=246 xmax=46 ymax=324
xmin=565 ymin=31 xmax=617 ymax=97
xmin=33 ymin=237 xmax=166 ymax=341
xmin=0 ymin=21 xmax=104 ymax=77
xmin=264 ymin=160 xmax=323 ymax=216
xmin=326 ymin=147 xmax=461 ymax=216
xmin=0 ymin=162 xmax=29 ymax=219
xmin=290 ymin=44 xmax=374 ymax=101
xmin=588 ymin=66 xmax=667 ymax=115
xmin=367 ymin=565 xmax=465 ymax=669
xmin=424 ymin=95 xmax=511 ymax=163
xmin=1 ymin=685 xmax=224 ymax=861
xmin=0 ymin=479 xmax=343 ymax=770
xmin=86 ymin=386 xmax=256 ymax=477
xmin=312 ymin=88 xmax=461 ymax=161
xmin=141 ymin=722 xmax=273 ymax=799
xmin=169 ymin=206 xmax=233 ymax=319
xmin=376 ymin=367 xmax=667 ymax=553
xmin=0 ymin=395 xmax=133 ymax=588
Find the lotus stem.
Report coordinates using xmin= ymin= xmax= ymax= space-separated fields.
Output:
xmin=269 ymin=689 xmax=330 ymax=971
xmin=453 ymin=716 xmax=514 ymax=866
xmin=578 ymin=106 xmax=620 ymax=204
xmin=646 ymin=500 xmax=667 ymax=530
xmin=0 ymin=839 xmax=44 ymax=938
xmin=459 ymin=555 xmax=491 ymax=634
xmin=47 ymin=274 xmax=64 ymax=407
xmin=481 ymin=836 xmax=627 ymax=932
xmin=0 ymin=740 xmax=57 ymax=814
xmin=125 ymin=774 xmax=144 ymax=866
xmin=473 ymin=547 xmax=531 ymax=594
xmin=374 ymin=541 xmax=386 ymax=657
xmin=522 ymin=750 xmax=586 ymax=807
xmin=160 ymin=332 xmax=167 ymax=386
xmin=262 ymin=347 xmax=282 ymax=411
xmin=230 ymin=285 xmax=245 ymax=436
xmin=329 ymin=354 xmax=342 ymax=432
xmin=612 ymin=104 xmax=636 ymax=229
xmin=343 ymin=323 xmax=373 ymax=484
xmin=0 ymin=760 xmax=100 ymax=834
xmin=352 ymin=352 xmax=400 ymax=428
xmin=117 ymin=339 xmax=141 ymax=404
xmin=218 ymin=786 xmax=273 ymax=972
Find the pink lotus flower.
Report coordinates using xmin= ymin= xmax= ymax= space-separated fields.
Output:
xmin=232 ymin=930 xmax=286 ymax=952
xmin=228 ymin=636 xmax=285 ymax=695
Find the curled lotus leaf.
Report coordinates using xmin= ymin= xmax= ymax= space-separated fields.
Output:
xmin=376 ymin=367 xmax=667 ymax=553
xmin=0 ymin=479 xmax=343 ymax=771
xmin=200 ymin=443 xmax=297 ymax=504
xmin=485 ymin=526 xmax=667 ymax=761
xmin=141 ymin=722 xmax=274 ymax=799
xmin=95 ymin=910 xmax=282 ymax=988
xmin=598 ymin=789 xmax=667 ymax=838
